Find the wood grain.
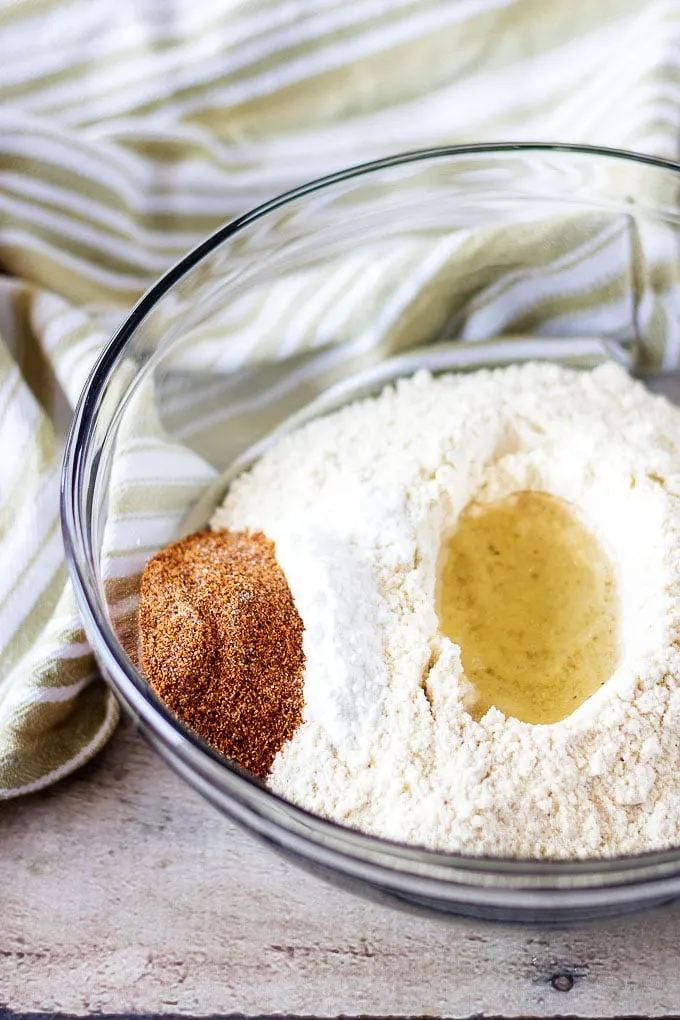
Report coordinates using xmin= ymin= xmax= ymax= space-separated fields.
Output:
xmin=2 ymin=716 xmax=680 ymax=1018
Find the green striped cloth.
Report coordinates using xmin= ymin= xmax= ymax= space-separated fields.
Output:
xmin=2 ymin=0 xmax=680 ymax=797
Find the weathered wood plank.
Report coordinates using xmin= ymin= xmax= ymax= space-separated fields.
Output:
xmin=0 ymin=1015 xmax=672 ymax=1020
xmin=2 ymin=717 xmax=680 ymax=1018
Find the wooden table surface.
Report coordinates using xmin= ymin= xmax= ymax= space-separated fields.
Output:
xmin=3 ymin=715 xmax=680 ymax=1020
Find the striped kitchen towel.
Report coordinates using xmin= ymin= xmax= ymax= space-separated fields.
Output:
xmin=2 ymin=0 xmax=680 ymax=796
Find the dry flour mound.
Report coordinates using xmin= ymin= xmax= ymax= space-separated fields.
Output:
xmin=211 ymin=362 xmax=680 ymax=858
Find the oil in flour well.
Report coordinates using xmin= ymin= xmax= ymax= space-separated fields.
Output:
xmin=437 ymin=491 xmax=619 ymax=725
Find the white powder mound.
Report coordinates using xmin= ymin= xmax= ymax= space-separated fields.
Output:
xmin=211 ymin=362 xmax=680 ymax=859
xmin=273 ymin=521 xmax=390 ymax=747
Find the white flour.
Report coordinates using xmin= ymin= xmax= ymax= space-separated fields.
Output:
xmin=212 ymin=362 xmax=680 ymax=858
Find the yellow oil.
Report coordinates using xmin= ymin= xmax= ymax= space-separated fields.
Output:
xmin=437 ymin=491 xmax=619 ymax=725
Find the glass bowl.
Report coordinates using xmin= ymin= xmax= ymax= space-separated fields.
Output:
xmin=62 ymin=144 xmax=680 ymax=925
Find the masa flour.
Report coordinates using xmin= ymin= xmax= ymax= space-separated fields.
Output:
xmin=212 ymin=362 xmax=680 ymax=858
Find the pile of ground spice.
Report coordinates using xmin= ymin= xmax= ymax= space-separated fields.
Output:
xmin=138 ymin=528 xmax=305 ymax=778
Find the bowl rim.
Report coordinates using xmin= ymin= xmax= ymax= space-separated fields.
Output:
xmin=60 ymin=141 xmax=680 ymax=899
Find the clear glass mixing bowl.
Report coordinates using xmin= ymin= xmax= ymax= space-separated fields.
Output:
xmin=62 ymin=144 xmax=680 ymax=924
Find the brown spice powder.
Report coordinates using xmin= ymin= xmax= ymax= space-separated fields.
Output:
xmin=138 ymin=528 xmax=305 ymax=778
